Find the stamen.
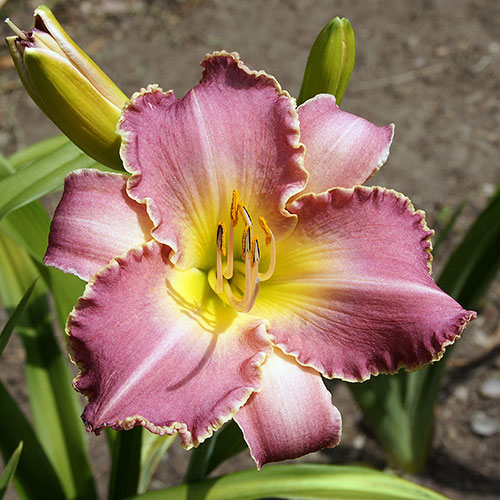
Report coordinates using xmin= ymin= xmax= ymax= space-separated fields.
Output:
xmin=258 ymin=220 xmax=276 ymax=282
xmin=5 ymin=18 xmax=29 ymax=41
xmin=215 ymin=222 xmax=226 ymax=294
xmin=224 ymin=222 xmax=234 ymax=279
xmin=216 ymin=222 xmax=226 ymax=256
xmin=243 ymin=278 xmax=260 ymax=313
xmin=258 ymin=217 xmax=273 ymax=246
xmin=241 ymin=226 xmax=252 ymax=257
xmin=230 ymin=190 xmax=239 ymax=226
xmin=239 ymin=204 xmax=253 ymax=227
xmin=252 ymin=237 xmax=261 ymax=265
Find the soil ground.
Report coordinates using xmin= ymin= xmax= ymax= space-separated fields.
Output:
xmin=0 ymin=0 xmax=499 ymax=499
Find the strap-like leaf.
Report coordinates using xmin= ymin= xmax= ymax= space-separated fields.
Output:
xmin=138 ymin=433 xmax=176 ymax=494
xmin=130 ymin=464 xmax=448 ymax=500
xmin=0 ymin=140 xmax=104 ymax=219
xmin=0 ymin=281 xmax=36 ymax=357
xmin=0 ymin=230 xmax=96 ymax=500
xmin=0 ymin=441 xmax=23 ymax=500
xmin=108 ymin=428 xmax=142 ymax=500
xmin=185 ymin=420 xmax=247 ymax=482
xmin=0 ymin=382 xmax=65 ymax=500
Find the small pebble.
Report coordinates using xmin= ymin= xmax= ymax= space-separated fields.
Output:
xmin=479 ymin=375 xmax=500 ymax=399
xmin=470 ymin=411 xmax=499 ymax=437
xmin=453 ymin=385 xmax=469 ymax=402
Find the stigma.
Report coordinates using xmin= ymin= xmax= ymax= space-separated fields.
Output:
xmin=214 ymin=190 xmax=276 ymax=313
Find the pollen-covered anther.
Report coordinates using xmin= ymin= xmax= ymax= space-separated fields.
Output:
xmin=230 ymin=190 xmax=240 ymax=226
xmin=214 ymin=191 xmax=274 ymax=313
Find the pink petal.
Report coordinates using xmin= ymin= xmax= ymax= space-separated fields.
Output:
xmin=44 ymin=169 xmax=153 ymax=281
xmin=234 ymin=348 xmax=341 ymax=468
xmin=255 ymin=187 xmax=475 ymax=382
xmin=119 ymin=52 xmax=307 ymax=270
xmin=69 ymin=241 xmax=272 ymax=447
xmin=298 ymin=94 xmax=394 ymax=192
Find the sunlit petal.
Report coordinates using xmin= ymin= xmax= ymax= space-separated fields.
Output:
xmin=69 ymin=241 xmax=272 ymax=447
xmin=44 ymin=169 xmax=153 ymax=281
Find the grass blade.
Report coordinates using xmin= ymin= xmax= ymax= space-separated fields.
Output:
xmin=0 ymin=441 xmax=23 ymax=500
xmin=0 ymin=381 xmax=65 ymax=500
xmin=0 ymin=281 xmax=36 ymax=357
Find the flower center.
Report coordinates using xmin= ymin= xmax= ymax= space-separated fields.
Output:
xmin=208 ymin=189 xmax=276 ymax=313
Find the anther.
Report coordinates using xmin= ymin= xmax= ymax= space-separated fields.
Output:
xmin=216 ymin=222 xmax=226 ymax=256
xmin=230 ymin=190 xmax=239 ymax=226
xmin=5 ymin=18 xmax=29 ymax=41
xmin=252 ymin=237 xmax=261 ymax=265
xmin=239 ymin=204 xmax=253 ymax=227
xmin=259 ymin=217 xmax=273 ymax=246
xmin=215 ymin=222 xmax=226 ymax=294
xmin=242 ymin=226 xmax=252 ymax=256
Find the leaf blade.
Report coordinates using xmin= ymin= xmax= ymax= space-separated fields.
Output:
xmin=0 ymin=441 xmax=23 ymax=500
xmin=131 ymin=464 xmax=448 ymax=500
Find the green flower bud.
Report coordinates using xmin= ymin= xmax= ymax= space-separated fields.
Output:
xmin=5 ymin=5 xmax=128 ymax=170
xmin=298 ymin=17 xmax=355 ymax=106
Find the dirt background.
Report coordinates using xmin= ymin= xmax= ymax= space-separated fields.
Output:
xmin=0 ymin=0 xmax=499 ymax=499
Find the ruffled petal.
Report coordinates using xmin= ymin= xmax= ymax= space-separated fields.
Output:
xmin=298 ymin=94 xmax=394 ymax=192
xmin=253 ymin=186 xmax=475 ymax=382
xmin=119 ymin=51 xmax=307 ymax=270
xmin=234 ymin=348 xmax=341 ymax=468
xmin=68 ymin=240 xmax=272 ymax=447
xmin=44 ymin=169 xmax=153 ymax=281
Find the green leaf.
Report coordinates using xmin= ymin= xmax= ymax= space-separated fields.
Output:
xmin=108 ymin=428 xmax=143 ymax=500
xmin=0 ymin=381 xmax=66 ymax=500
xmin=130 ymin=464 xmax=448 ymax=500
xmin=0 ymin=441 xmax=23 ymax=500
xmin=433 ymin=199 xmax=467 ymax=254
xmin=185 ymin=420 xmax=247 ymax=482
xmin=298 ymin=17 xmax=355 ymax=106
xmin=8 ymin=134 xmax=69 ymax=169
xmin=0 ymin=281 xmax=37 ymax=357
xmin=0 ymin=152 xmax=85 ymax=331
xmin=0 ymin=230 xmax=96 ymax=500
xmin=438 ymin=184 xmax=500 ymax=305
xmin=138 ymin=433 xmax=176 ymax=495
xmin=0 ymin=139 xmax=106 ymax=220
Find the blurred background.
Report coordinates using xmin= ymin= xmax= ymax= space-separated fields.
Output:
xmin=0 ymin=1 xmax=499 ymax=499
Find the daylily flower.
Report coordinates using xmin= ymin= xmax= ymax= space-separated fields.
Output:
xmin=44 ymin=52 xmax=475 ymax=468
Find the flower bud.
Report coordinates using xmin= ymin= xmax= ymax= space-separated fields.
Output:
xmin=5 ymin=6 xmax=128 ymax=170
xmin=297 ymin=17 xmax=355 ymax=106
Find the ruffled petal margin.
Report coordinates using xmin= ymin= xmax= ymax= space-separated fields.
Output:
xmin=118 ymin=51 xmax=307 ymax=270
xmin=298 ymin=94 xmax=394 ymax=193
xmin=254 ymin=186 xmax=475 ymax=382
xmin=44 ymin=169 xmax=153 ymax=281
xmin=68 ymin=240 xmax=272 ymax=447
xmin=234 ymin=348 xmax=341 ymax=468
